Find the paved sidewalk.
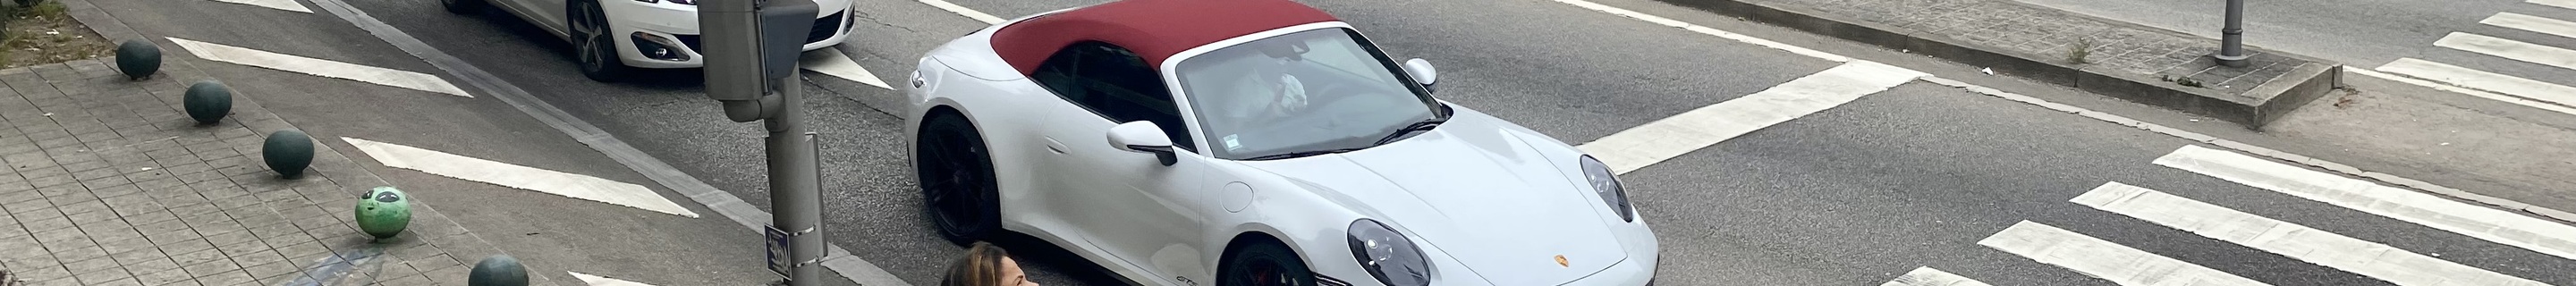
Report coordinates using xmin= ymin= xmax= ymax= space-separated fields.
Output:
xmin=1791 ymin=0 xmax=2305 ymax=90
xmin=0 ymin=58 xmax=538 ymax=286
xmin=1656 ymin=0 xmax=2339 ymax=127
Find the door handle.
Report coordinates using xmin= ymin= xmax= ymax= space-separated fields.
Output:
xmin=1044 ymin=138 xmax=1068 ymax=154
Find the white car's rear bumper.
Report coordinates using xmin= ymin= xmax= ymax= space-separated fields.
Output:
xmin=601 ymin=0 xmax=852 ymax=69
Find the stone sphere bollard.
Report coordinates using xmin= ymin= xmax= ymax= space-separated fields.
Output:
xmin=355 ymin=186 xmax=411 ymax=240
xmin=114 ymin=39 xmax=160 ymax=80
xmin=468 ymin=256 xmax=530 ymax=286
xmin=182 ymin=80 xmax=232 ymax=124
xmin=262 ymin=130 xmax=314 ymax=178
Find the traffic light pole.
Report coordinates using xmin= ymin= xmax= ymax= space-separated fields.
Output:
xmin=2213 ymin=0 xmax=2249 ymax=67
xmin=699 ymin=0 xmax=825 ymax=284
xmin=764 ymin=69 xmax=825 ymax=286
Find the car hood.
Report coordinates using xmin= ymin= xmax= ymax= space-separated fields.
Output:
xmin=1243 ymin=114 xmax=1627 ymax=284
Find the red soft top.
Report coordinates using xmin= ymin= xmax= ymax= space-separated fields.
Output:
xmin=990 ymin=0 xmax=1341 ymax=75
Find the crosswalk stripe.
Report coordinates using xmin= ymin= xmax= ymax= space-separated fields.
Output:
xmin=801 ymin=49 xmax=891 ymax=89
xmin=2352 ymin=69 xmax=2576 ymax=116
xmin=1548 ymin=0 xmax=1852 ymax=62
xmin=2154 ymin=145 xmax=2576 ymax=261
xmin=1979 ymin=221 xmax=2269 ymax=286
xmin=167 ymin=38 xmax=472 ymax=97
xmin=912 ymin=0 xmax=1003 ymax=24
xmin=570 ymin=272 xmax=660 ymax=286
xmin=2073 ymin=182 xmax=2549 ymax=286
xmin=207 ymin=0 xmax=311 ymax=13
xmin=2484 ymin=13 xmax=2576 ymax=40
xmin=2534 ymin=0 xmax=2576 ymax=10
xmin=1879 ymin=267 xmax=1993 ymax=286
xmin=1578 ymin=61 xmax=1923 ymax=174
xmin=2375 ymin=58 xmax=2576 ymax=108
xmin=343 ymin=137 xmax=701 ymax=218
xmin=2435 ymin=32 xmax=2576 ymax=71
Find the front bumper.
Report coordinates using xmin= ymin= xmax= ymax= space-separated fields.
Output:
xmin=601 ymin=0 xmax=852 ymax=69
xmin=1313 ymin=243 xmax=1656 ymax=286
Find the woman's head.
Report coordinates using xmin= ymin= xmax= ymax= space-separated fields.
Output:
xmin=943 ymin=241 xmax=1036 ymax=286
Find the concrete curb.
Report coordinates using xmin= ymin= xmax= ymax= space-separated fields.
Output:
xmin=1652 ymin=0 xmax=2342 ymax=130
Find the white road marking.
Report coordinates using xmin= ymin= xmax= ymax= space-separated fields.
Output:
xmin=1530 ymin=0 xmax=2574 ymax=226
xmin=1925 ymin=75 xmax=2576 ymax=224
xmin=2073 ymin=181 xmax=2549 ymax=286
xmin=2360 ymin=63 xmax=2576 ymax=115
xmin=343 ymin=138 xmax=701 ymax=218
xmin=2484 ymin=13 xmax=2576 ymax=40
xmin=2155 ymin=145 xmax=2576 ymax=261
xmin=570 ymin=272 xmax=658 ymax=286
xmin=208 ymin=0 xmax=311 ymax=13
xmin=1545 ymin=0 xmax=1852 ymax=62
xmin=913 ymin=0 xmax=1003 ymax=24
xmin=2535 ymin=0 xmax=2576 ymax=10
xmin=2435 ymin=32 xmax=2576 ymax=71
xmin=167 ymin=38 xmax=471 ymax=97
xmin=1979 ymin=221 xmax=2268 ymax=286
xmin=1879 ymin=267 xmax=1993 ymax=286
xmin=2374 ymin=58 xmax=2576 ymax=108
xmin=1578 ymin=61 xmax=1922 ymax=173
xmin=802 ymin=49 xmax=891 ymax=89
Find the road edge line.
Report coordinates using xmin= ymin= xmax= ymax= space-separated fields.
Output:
xmin=298 ymin=0 xmax=912 ymax=284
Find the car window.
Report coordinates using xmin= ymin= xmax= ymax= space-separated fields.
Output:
xmin=1031 ymin=42 xmax=1196 ymax=152
xmin=1174 ymin=28 xmax=1438 ymax=160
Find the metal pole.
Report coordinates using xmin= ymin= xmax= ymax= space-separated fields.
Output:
xmin=2213 ymin=0 xmax=2249 ymax=67
xmin=766 ymin=68 xmax=825 ymax=286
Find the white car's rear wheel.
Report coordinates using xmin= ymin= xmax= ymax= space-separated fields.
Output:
xmin=918 ymin=114 xmax=1000 ymax=245
xmin=569 ymin=0 xmax=630 ymax=82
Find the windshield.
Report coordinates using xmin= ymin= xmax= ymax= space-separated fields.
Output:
xmin=1176 ymin=28 xmax=1440 ymax=160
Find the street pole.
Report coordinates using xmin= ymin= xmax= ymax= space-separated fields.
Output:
xmin=2213 ymin=0 xmax=2249 ymax=67
xmin=699 ymin=0 xmax=824 ymax=284
xmin=765 ymin=64 xmax=825 ymax=286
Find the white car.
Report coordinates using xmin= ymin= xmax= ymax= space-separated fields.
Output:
xmin=902 ymin=0 xmax=1658 ymax=285
xmin=440 ymin=0 xmax=852 ymax=81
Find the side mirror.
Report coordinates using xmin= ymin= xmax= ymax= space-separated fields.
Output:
xmin=1402 ymin=58 xmax=1438 ymax=94
xmin=1107 ymin=122 xmax=1179 ymax=165
xmin=1107 ymin=122 xmax=1174 ymax=154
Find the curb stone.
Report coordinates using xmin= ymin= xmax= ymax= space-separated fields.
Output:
xmin=1652 ymin=0 xmax=2342 ymax=130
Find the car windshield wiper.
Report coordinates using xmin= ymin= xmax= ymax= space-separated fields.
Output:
xmin=1373 ymin=117 xmax=1448 ymax=145
xmin=1242 ymin=147 xmax=1366 ymax=161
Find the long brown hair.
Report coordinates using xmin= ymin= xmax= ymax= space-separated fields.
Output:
xmin=943 ymin=241 xmax=1013 ymax=286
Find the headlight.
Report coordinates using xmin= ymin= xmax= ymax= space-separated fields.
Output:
xmin=1580 ymin=155 xmax=1635 ymax=222
xmin=1348 ymin=219 xmax=1432 ymax=286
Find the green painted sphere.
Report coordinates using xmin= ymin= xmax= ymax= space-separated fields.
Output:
xmin=115 ymin=39 xmax=160 ymax=80
xmin=183 ymin=80 xmax=232 ymax=124
xmin=468 ymin=255 xmax=530 ymax=286
xmin=262 ymin=130 xmax=314 ymax=178
xmin=355 ymin=186 xmax=412 ymax=239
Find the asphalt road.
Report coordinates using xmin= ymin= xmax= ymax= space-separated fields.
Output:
xmin=121 ymin=0 xmax=2576 ymax=284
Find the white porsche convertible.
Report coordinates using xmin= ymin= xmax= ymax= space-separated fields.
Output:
xmin=902 ymin=0 xmax=1658 ymax=285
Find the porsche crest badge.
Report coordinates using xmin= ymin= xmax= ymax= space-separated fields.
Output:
xmin=1555 ymin=255 xmax=1570 ymax=268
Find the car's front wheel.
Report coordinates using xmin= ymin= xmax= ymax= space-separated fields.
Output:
xmin=440 ymin=0 xmax=482 ymax=14
xmin=918 ymin=114 xmax=1000 ymax=245
xmin=1220 ymin=240 xmax=1317 ymax=286
xmin=568 ymin=0 xmax=631 ymax=82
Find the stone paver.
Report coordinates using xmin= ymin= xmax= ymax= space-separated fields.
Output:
xmin=1752 ymin=0 xmax=2314 ymax=93
xmin=0 ymin=58 xmax=533 ymax=286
